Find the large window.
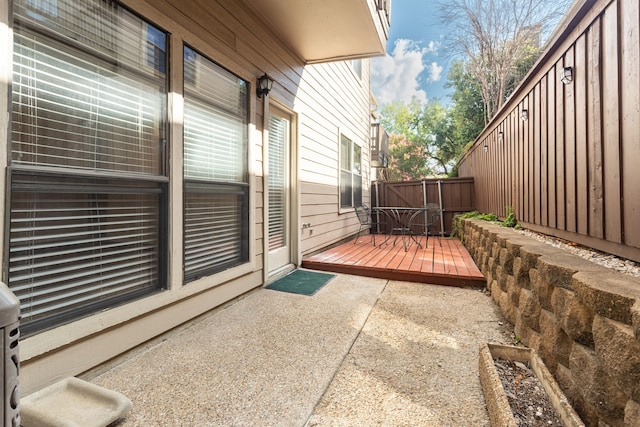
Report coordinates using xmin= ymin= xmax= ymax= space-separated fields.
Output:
xmin=183 ymin=47 xmax=249 ymax=282
xmin=10 ymin=0 xmax=167 ymax=335
xmin=340 ymin=135 xmax=362 ymax=208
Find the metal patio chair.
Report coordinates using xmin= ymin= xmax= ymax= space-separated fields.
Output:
xmin=354 ymin=204 xmax=385 ymax=245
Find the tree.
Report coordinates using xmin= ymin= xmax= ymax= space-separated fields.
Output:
xmin=438 ymin=0 xmax=570 ymax=122
xmin=379 ymin=100 xmax=464 ymax=179
xmin=446 ymin=61 xmax=485 ymax=170
xmin=379 ymin=101 xmax=431 ymax=180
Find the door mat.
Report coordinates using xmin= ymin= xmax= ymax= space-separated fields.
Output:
xmin=265 ymin=269 xmax=335 ymax=296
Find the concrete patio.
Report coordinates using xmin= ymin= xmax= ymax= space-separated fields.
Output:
xmin=88 ymin=272 xmax=509 ymax=426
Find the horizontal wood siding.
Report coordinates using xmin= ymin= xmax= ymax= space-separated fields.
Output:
xmin=458 ymin=0 xmax=640 ymax=262
xmin=297 ymin=61 xmax=373 ymax=256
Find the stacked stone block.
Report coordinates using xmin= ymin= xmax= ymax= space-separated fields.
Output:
xmin=462 ymin=219 xmax=640 ymax=427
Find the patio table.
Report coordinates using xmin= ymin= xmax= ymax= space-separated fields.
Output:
xmin=372 ymin=207 xmax=432 ymax=251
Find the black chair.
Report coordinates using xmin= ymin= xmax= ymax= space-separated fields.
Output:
xmin=408 ymin=203 xmax=441 ymax=248
xmin=354 ymin=204 xmax=385 ymax=245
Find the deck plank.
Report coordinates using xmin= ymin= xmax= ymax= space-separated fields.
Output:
xmin=302 ymin=236 xmax=486 ymax=288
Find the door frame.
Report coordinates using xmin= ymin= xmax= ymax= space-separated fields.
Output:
xmin=262 ymin=99 xmax=299 ymax=282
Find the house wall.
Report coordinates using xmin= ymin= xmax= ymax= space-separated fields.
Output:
xmin=458 ymin=0 xmax=640 ymax=264
xmin=1 ymin=0 xmax=373 ymax=394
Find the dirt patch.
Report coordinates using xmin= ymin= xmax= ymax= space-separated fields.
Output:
xmin=494 ymin=357 xmax=562 ymax=426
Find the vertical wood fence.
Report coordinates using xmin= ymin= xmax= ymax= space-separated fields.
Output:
xmin=371 ymin=177 xmax=475 ymax=236
xmin=458 ymin=0 xmax=640 ymax=263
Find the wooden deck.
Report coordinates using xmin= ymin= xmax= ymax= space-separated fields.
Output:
xmin=302 ymin=235 xmax=486 ymax=287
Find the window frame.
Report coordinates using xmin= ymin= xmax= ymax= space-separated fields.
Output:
xmin=8 ymin=0 xmax=170 ymax=335
xmin=182 ymin=44 xmax=250 ymax=283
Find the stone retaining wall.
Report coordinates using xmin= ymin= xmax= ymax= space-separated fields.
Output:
xmin=462 ymin=219 xmax=640 ymax=427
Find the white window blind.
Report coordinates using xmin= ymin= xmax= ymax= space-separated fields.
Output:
xmin=10 ymin=175 xmax=163 ymax=335
xmin=268 ymin=115 xmax=287 ymax=251
xmin=12 ymin=24 xmax=165 ymax=175
xmin=353 ymin=144 xmax=363 ymax=206
xmin=183 ymin=47 xmax=249 ymax=281
xmin=10 ymin=0 xmax=167 ymax=334
xmin=340 ymin=135 xmax=362 ymax=208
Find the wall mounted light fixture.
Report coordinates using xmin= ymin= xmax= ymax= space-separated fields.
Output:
xmin=483 ymin=145 xmax=488 ymax=153
xmin=561 ymin=66 xmax=573 ymax=84
xmin=498 ymin=131 xmax=503 ymax=141
xmin=256 ymin=73 xmax=274 ymax=98
xmin=521 ymin=109 xmax=528 ymax=121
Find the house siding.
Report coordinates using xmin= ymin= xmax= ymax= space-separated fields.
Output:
xmin=1 ymin=0 xmax=374 ymax=394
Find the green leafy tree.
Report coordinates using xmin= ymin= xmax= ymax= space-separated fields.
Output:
xmin=379 ymin=100 xmax=464 ymax=179
xmin=446 ymin=61 xmax=486 ymax=173
xmin=379 ymin=101 xmax=431 ymax=180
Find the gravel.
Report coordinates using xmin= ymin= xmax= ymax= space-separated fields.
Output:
xmin=516 ymin=229 xmax=640 ymax=277
xmin=494 ymin=358 xmax=562 ymax=426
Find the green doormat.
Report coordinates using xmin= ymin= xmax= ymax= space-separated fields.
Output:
xmin=265 ymin=269 xmax=335 ymax=296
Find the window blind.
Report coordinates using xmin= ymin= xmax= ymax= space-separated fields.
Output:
xmin=183 ymin=47 xmax=249 ymax=281
xmin=184 ymin=186 xmax=247 ymax=280
xmin=12 ymin=33 xmax=164 ymax=175
xmin=340 ymin=135 xmax=353 ymax=208
xmin=353 ymin=144 xmax=363 ymax=206
xmin=10 ymin=0 xmax=168 ymax=334
xmin=339 ymin=135 xmax=362 ymax=208
xmin=183 ymin=99 xmax=246 ymax=182
xmin=268 ymin=115 xmax=287 ymax=251
xmin=13 ymin=0 xmax=166 ymax=176
xmin=9 ymin=174 xmax=162 ymax=334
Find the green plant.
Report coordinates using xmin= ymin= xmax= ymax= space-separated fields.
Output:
xmin=450 ymin=210 xmax=499 ymax=242
xmin=502 ymin=206 xmax=519 ymax=228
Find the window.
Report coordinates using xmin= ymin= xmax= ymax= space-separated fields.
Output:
xmin=340 ymin=135 xmax=362 ymax=208
xmin=10 ymin=0 xmax=167 ymax=335
xmin=183 ymin=46 xmax=249 ymax=282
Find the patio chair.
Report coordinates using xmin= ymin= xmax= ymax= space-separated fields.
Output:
xmin=401 ymin=203 xmax=442 ymax=249
xmin=354 ymin=204 xmax=385 ymax=245
xmin=422 ymin=202 xmax=442 ymax=247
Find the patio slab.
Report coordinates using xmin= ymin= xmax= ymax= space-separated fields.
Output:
xmin=89 ymin=273 xmax=509 ymax=426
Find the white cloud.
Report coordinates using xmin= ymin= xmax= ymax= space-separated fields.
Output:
xmin=371 ymin=39 xmax=428 ymax=105
xmin=428 ymin=62 xmax=443 ymax=82
xmin=425 ymin=41 xmax=440 ymax=53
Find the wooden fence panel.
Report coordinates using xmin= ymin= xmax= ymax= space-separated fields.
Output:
xmin=621 ymin=0 xmax=640 ymax=248
xmin=546 ymin=67 xmax=556 ymax=228
xmin=458 ymin=0 xmax=640 ymax=263
xmin=602 ymin=3 xmax=621 ymax=243
xmin=371 ymin=178 xmax=475 ymax=236
xmin=575 ymin=34 xmax=589 ymax=236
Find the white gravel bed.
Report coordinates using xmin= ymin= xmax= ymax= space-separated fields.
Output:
xmin=516 ymin=229 xmax=640 ymax=277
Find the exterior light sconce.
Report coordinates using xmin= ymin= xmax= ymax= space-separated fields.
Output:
xmin=483 ymin=145 xmax=488 ymax=153
xmin=498 ymin=131 xmax=503 ymax=141
xmin=561 ymin=66 xmax=573 ymax=84
xmin=521 ymin=109 xmax=528 ymax=121
xmin=256 ymin=73 xmax=274 ymax=98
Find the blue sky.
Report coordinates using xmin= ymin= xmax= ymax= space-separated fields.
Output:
xmin=371 ymin=0 xmax=451 ymax=106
